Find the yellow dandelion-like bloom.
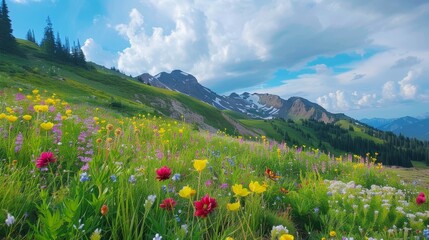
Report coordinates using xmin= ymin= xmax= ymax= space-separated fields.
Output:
xmin=226 ymin=201 xmax=240 ymax=211
xmin=40 ymin=122 xmax=54 ymax=130
xmin=22 ymin=115 xmax=32 ymax=121
xmin=193 ymin=159 xmax=208 ymax=172
xmin=329 ymin=231 xmax=336 ymax=237
xmin=6 ymin=115 xmax=18 ymax=123
xmin=279 ymin=234 xmax=294 ymax=240
xmin=178 ymin=185 xmax=196 ymax=199
xmin=249 ymin=181 xmax=267 ymax=194
xmin=90 ymin=229 xmax=101 ymax=240
xmin=231 ymin=184 xmax=251 ymax=197
xmin=32 ymin=89 xmax=39 ymax=95
xmin=0 ymin=113 xmax=7 ymax=120
xmin=34 ymin=105 xmax=49 ymax=112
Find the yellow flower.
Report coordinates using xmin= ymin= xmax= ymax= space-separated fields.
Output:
xmin=26 ymin=95 xmax=33 ymax=99
xmin=193 ymin=159 xmax=208 ymax=172
xmin=6 ymin=115 xmax=18 ymax=123
xmin=32 ymin=89 xmax=39 ymax=95
xmin=93 ymin=117 xmax=99 ymax=122
xmin=231 ymin=184 xmax=251 ymax=197
xmin=6 ymin=107 xmax=14 ymax=114
xmin=40 ymin=122 xmax=54 ymax=131
xmin=279 ymin=234 xmax=294 ymax=240
xmin=178 ymin=185 xmax=196 ymax=199
xmin=34 ymin=105 xmax=49 ymax=112
xmin=0 ymin=113 xmax=6 ymax=120
xmin=329 ymin=231 xmax=336 ymax=237
xmin=22 ymin=115 xmax=32 ymax=121
xmin=90 ymin=229 xmax=101 ymax=240
xmin=65 ymin=109 xmax=72 ymax=115
xmin=249 ymin=181 xmax=267 ymax=194
xmin=321 ymin=238 xmax=326 ymax=240
xmin=45 ymin=98 xmax=56 ymax=105
xmin=225 ymin=237 xmax=234 ymax=240
xmin=226 ymin=201 xmax=240 ymax=211
xmin=18 ymin=88 xmax=23 ymax=92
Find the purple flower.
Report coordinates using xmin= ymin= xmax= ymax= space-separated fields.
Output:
xmin=220 ymin=183 xmax=229 ymax=189
xmin=14 ymin=132 xmax=23 ymax=153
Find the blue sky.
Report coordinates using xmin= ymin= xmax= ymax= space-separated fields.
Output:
xmin=7 ymin=0 xmax=429 ymax=119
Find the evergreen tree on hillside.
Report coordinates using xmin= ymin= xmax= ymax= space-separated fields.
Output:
xmin=40 ymin=16 xmax=55 ymax=58
xmin=0 ymin=0 xmax=17 ymax=53
xmin=26 ymin=29 xmax=36 ymax=43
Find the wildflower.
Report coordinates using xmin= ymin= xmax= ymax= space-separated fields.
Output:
xmin=279 ymin=234 xmax=294 ymax=240
xmin=6 ymin=115 xmax=18 ymax=123
xmin=194 ymin=194 xmax=217 ymax=218
xmin=32 ymin=89 xmax=39 ymax=94
xmin=205 ymin=180 xmax=212 ymax=187
xmin=249 ymin=181 xmax=267 ymax=194
xmin=5 ymin=213 xmax=15 ymax=226
xmin=220 ymin=183 xmax=229 ymax=189
xmin=80 ymin=172 xmax=90 ymax=182
xmin=416 ymin=192 xmax=426 ymax=205
xmin=22 ymin=115 xmax=32 ymax=121
xmin=179 ymin=185 xmax=196 ymax=199
xmin=153 ymin=233 xmax=162 ymax=240
xmin=36 ymin=151 xmax=56 ymax=169
xmin=225 ymin=238 xmax=234 ymax=240
xmin=271 ymin=225 xmax=289 ymax=238
xmin=0 ymin=113 xmax=6 ymax=119
xmin=40 ymin=122 xmax=54 ymax=131
xmin=181 ymin=224 xmax=188 ymax=234
xmin=160 ymin=198 xmax=176 ymax=211
xmin=172 ymin=173 xmax=181 ymax=181
xmin=101 ymin=204 xmax=108 ymax=216
xmin=329 ymin=231 xmax=336 ymax=237
xmin=33 ymin=105 xmax=49 ymax=112
xmin=65 ymin=109 xmax=72 ymax=115
xmin=145 ymin=195 xmax=157 ymax=209
xmin=90 ymin=229 xmax=101 ymax=240
xmin=226 ymin=201 xmax=240 ymax=211
xmin=232 ymin=184 xmax=251 ymax=197
xmin=106 ymin=124 xmax=114 ymax=131
xmin=110 ymin=174 xmax=117 ymax=182
xmin=14 ymin=132 xmax=23 ymax=153
xmin=193 ymin=159 xmax=208 ymax=172
xmin=156 ymin=166 xmax=172 ymax=181
xmin=129 ymin=175 xmax=137 ymax=184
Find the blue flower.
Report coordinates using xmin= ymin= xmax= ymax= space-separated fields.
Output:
xmin=110 ymin=174 xmax=117 ymax=182
xmin=80 ymin=172 xmax=90 ymax=182
xmin=128 ymin=175 xmax=136 ymax=184
xmin=172 ymin=173 xmax=181 ymax=181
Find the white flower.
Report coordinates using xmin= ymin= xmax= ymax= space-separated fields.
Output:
xmin=5 ymin=213 xmax=15 ymax=226
xmin=153 ymin=233 xmax=162 ymax=240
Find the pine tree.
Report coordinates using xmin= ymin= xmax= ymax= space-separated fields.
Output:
xmin=26 ymin=29 xmax=36 ymax=43
xmin=0 ymin=0 xmax=17 ymax=53
xmin=40 ymin=16 xmax=55 ymax=58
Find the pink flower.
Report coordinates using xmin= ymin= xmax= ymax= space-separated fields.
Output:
xmin=160 ymin=198 xmax=176 ymax=211
xmin=416 ymin=192 xmax=426 ymax=205
xmin=36 ymin=152 xmax=56 ymax=169
xmin=194 ymin=194 xmax=217 ymax=218
xmin=156 ymin=166 xmax=172 ymax=181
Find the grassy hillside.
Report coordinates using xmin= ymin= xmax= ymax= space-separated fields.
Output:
xmin=0 ymin=39 xmax=236 ymax=134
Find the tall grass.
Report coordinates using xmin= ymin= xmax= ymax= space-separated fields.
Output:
xmin=0 ymin=87 xmax=428 ymax=239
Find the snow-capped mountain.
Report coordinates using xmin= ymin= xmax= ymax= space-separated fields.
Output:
xmin=136 ymin=70 xmax=348 ymax=123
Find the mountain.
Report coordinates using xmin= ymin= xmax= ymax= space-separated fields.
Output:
xmin=361 ymin=116 xmax=429 ymax=140
xmin=2 ymin=39 xmax=429 ymax=167
xmin=136 ymin=70 xmax=347 ymax=123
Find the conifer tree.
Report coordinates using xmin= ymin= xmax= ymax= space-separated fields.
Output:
xmin=40 ymin=16 xmax=55 ymax=58
xmin=0 ymin=0 xmax=17 ymax=53
xmin=26 ymin=29 xmax=36 ymax=43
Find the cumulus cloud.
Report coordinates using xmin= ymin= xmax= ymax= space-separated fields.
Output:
xmin=381 ymin=81 xmax=396 ymax=101
xmin=398 ymin=71 xmax=417 ymax=99
xmin=81 ymin=38 xmax=118 ymax=68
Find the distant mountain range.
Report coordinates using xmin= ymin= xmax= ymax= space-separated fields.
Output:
xmin=361 ymin=116 xmax=429 ymax=141
xmin=137 ymin=70 xmax=349 ymax=123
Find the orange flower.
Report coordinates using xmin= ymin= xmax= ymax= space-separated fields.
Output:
xmin=101 ymin=204 xmax=108 ymax=216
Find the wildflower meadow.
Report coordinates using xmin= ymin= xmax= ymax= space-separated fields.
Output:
xmin=0 ymin=87 xmax=428 ymax=239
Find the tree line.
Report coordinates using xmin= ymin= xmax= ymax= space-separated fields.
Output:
xmin=0 ymin=0 xmax=86 ymax=66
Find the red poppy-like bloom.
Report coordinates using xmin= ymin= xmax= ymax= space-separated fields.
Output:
xmin=160 ymin=198 xmax=176 ymax=211
xmin=416 ymin=192 xmax=426 ymax=205
xmin=36 ymin=151 xmax=56 ymax=169
xmin=194 ymin=194 xmax=218 ymax=218
xmin=156 ymin=166 xmax=172 ymax=181
xmin=101 ymin=204 xmax=109 ymax=216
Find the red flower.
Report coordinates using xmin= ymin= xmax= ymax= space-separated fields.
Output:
xmin=101 ymin=204 xmax=108 ymax=216
xmin=156 ymin=166 xmax=172 ymax=181
xmin=194 ymin=194 xmax=217 ymax=218
xmin=416 ymin=192 xmax=426 ymax=205
xmin=36 ymin=151 xmax=56 ymax=169
xmin=160 ymin=198 xmax=176 ymax=211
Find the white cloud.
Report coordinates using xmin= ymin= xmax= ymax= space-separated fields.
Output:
xmin=381 ymin=81 xmax=396 ymax=101
xmin=398 ymin=71 xmax=417 ymax=99
xmin=81 ymin=38 xmax=118 ymax=68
